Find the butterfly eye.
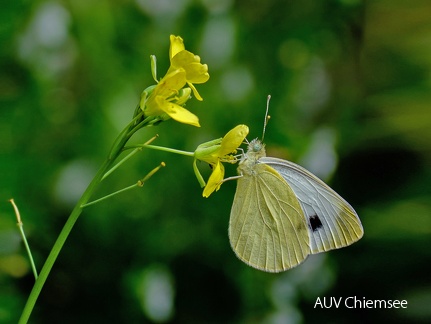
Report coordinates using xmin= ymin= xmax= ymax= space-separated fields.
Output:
xmin=251 ymin=141 xmax=262 ymax=152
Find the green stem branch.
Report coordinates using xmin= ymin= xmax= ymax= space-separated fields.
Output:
xmin=103 ymin=135 xmax=159 ymax=180
xmin=140 ymin=144 xmax=194 ymax=157
xmin=103 ymin=148 xmax=140 ymax=180
xmin=9 ymin=199 xmax=38 ymax=281
xmin=84 ymin=161 xmax=166 ymax=208
xmin=81 ymin=183 xmax=139 ymax=208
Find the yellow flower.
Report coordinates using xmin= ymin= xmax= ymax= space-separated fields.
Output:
xmin=168 ymin=35 xmax=209 ymax=101
xmin=140 ymin=35 xmax=209 ymax=127
xmin=194 ymin=125 xmax=249 ymax=197
xmin=141 ymin=70 xmax=200 ymax=127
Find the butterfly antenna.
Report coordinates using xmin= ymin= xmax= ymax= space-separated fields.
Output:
xmin=262 ymin=95 xmax=271 ymax=141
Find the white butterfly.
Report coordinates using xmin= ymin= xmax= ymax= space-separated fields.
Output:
xmin=229 ymin=138 xmax=364 ymax=272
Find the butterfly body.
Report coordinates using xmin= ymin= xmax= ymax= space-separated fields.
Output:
xmin=229 ymin=139 xmax=363 ymax=272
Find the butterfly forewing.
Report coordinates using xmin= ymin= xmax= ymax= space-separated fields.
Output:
xmin=229 ymin=163 xmax=310 ymax=272
xmin=260 ymin=157 xmax=364 ymax=254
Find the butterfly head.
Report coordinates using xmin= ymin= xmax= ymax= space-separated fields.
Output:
xmin=245 ymin=138 xmax=266 ymax=162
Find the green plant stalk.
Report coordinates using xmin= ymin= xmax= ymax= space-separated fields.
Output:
xmin=18 ymin=224 xmax=38 ymax=280
xmin=10 ymin=199 xmax=38 ymax=280
xmin=18 ymin=159 xmax=109 ymax=324
xmin=19 ymin=120 xmax=136 ymax=324
xmin=19 ymin=115 xmax=185 ymax=322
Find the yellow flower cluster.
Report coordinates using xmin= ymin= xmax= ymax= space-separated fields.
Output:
xmin=140 ymin=35 xmax=210 ymax=127
xmin=140 ymin=35 xmax=249 ymax=197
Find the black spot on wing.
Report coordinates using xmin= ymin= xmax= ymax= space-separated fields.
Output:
xmin=309 ymin=215 xmax=323 ymax=232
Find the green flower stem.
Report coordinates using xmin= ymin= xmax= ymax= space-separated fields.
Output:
xmin=19 ymin=120 xmax=137 ymax=324
xmin=18 ymin=159 xmax=110 ymax=324
xmin=81 ymin=182 xmax=140 ymax=208
xmin=9 ymin=199 xmax=38 ymax=280
xmin=102 ymin=148 xmax=140 ymax=180
xmin=84 ymin=161 xmax=166 ymax=208
xmin=103 ymin=136 xmax=159 ymax=180
xmin=193 ymin=159 xmax=206 ymax=188
xmin=126 ymin=115 xmax=161 ymax=138
xmin=142 ymin=144 xmax=194 ymax=157
xmin=18 ymin=225 xmax=38 ymax=280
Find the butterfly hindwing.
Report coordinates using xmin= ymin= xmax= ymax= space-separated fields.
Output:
xmin=259 ymin=157 xmax=364 ymax=254
xmin=229 ymin=163 xmax=310 ymax=272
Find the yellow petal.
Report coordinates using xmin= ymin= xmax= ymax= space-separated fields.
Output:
xmin=169 ymin=35 xmax=185 ymax=60
xmin=143 ymin=95 xmax=162 ymax=116
xmin=188 ymin=82 xmax=203 ymax=101
xmin=184 ymin=63 xmax=210 ymax=84
xmin=157 ymin=69 xmax=187 ymax=96
xmin=203 ymin=161 xmax=225 ymax=197
xmin=170 ymin=51 xmax=210 ymax=84
xmin=156 ymin=96 xmax=200 ymax=127
xmin=218 ymin=125 xmax=249 ymax=156
xmin=170 ymin=50 xmax=197 ymax=67
xmin=142 ymin=70 xmax=186 ymax=117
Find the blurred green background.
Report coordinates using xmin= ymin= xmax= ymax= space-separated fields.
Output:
xmin=1 ymin=0 xmax=430 ymax=323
